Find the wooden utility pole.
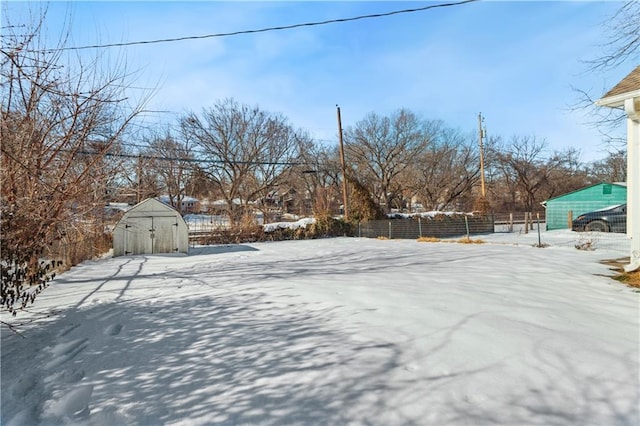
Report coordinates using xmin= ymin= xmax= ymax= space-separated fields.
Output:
xmin=478 ymin=112 xmax=486 ymax=197
xmin=137 ymin=154 xmax=142 ymax=204
xmin=337 ymin=105 xmax=349 ymax=220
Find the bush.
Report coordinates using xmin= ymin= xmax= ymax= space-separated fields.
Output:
xmin=307 ymin=215 xmax=353 ymax=238
xmin=0 ymin=208 xmax=61 ymax=316
xmin=195 ymin=216 xmax=354 ymax=245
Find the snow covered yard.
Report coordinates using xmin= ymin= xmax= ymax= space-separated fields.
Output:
xmin=2 ymin=236 xmax=638 ymax=425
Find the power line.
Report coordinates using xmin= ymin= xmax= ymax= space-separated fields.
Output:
xmin=71 ymin=140 xmax=294 ymax=162
xmin=72 ymin=150 xmax=305 ymax=167
xmin=37 ymin=0 xmax=478 ymax=52
xmin=2 ymin=146 xmax=303 ymax=192
xmin=96 ymin=137 xmax=339 ymax=154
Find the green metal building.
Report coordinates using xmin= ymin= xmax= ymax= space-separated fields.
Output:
xmin=542 ymin=182 xmax=627 ymax=230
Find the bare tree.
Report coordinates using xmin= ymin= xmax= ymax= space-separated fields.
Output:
xmin=543 ymin=147 xmax=589 ymax=200
xmin=488 ymin=136 xmax=589 ymax=212
xmin=586 ymin=150 xmax=627 ymax=183
xmin=144 ymin=132 xmax=195 ymax=213
xmin=490 ymin=136 xmax=550 ymax=212
xmin=296 ymin=139 xmax=342 ymax=217
xmin=185 ymin=164 xmax=215 ymax=201
xmin=589 ymin=1 xmax=640 ymax=72
xmin=179 ymin=99 xmax=300 ymax=224
xmin=574 ymin=1 xmax=640 ymax=146
xmin=1 ymin=5 xmax=147 ymax=315
xmin=344 ymin=109 xmax=433 ymax=213
xmin=409 ymin=127 xmax=480 ymax=211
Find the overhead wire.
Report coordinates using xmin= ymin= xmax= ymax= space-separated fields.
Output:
xmin=1 ymin=146 xmax=306 ymax=192
xmin=67 ymin=149 xmax=305 ymax=167
xmin=5 ymin=0 xmax=479 ymax=178
xmin=34 ymin=0 xmax=478 ymax=52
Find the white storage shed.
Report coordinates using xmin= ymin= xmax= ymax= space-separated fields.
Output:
xmin=113 ymin=198 xmax=189 ymax=257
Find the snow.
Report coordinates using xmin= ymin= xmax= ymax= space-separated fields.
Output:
xmin=387 ymin=210 xmax=470 ymax=219
xmin=2 ymin=231 xmax=638 ymax=425
xmin=262 ymin=217 xmax=316 ymax=233
xmin=183 ymin=214 xmax=232 ymax=231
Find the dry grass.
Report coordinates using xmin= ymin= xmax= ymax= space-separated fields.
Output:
xmin=601 ymin=258 xmax=640 ymax=289
xmin=614 ymin=271 xmax=640 ymax=288
xmin=416 ymin=236 xmax=485 ymax=244
xmin=456 ymin=237 xmax=485 ymax=244
xmin=417 ymin=237 xmax=441 ymax=243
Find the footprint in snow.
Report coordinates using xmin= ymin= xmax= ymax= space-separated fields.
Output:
xmin=45 ymin=338 xmax=89 ymax=369
xmin=44 ymin=384 xmax=94 ymax=420
xmin=57 ymin=323 xmax=80 ymax=338
xmin=88 ymin=405 xmax=131 ymax=425
xmin=11 ymin=373 xmax=37 ymax=397
xmin=104 ymin=323 xmax=123 ymax=336
xmin=7 ymin=408 xmax=37 ymax=426
xmin=44 ymin=369 xmax=85 ymax=385
xmin=86 ymin=306 xmax=120 ymax=321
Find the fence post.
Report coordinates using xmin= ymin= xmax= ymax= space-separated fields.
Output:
xmin=524 ymin=212 xmax=529 ymax=234
xmin=529 ymin=212 xmax=534 ymax=230
xmin=508 ymin=213 xmax=513 ymax=232
xmin=464 ymin=215 xmax=470 ymax=240
xmin=418 ymin=217 xmax=422 ymax=238
xmin=567 ymin=210 xmax=573 ymax=229
xmin=536 ymin=212 xmax=542 ymax=247
xmin=388 ymin=221 xmax=392 ymax=239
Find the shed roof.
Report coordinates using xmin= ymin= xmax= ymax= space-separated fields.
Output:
xmin=125 ymin=197 xmax=182 ymax=215
xmin=541 ymin=182 xmax=627 ymax=205
xmin=597 ymin=65 xmax=640 ymax=107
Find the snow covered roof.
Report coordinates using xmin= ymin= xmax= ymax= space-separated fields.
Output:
xmin=157 ymin=195 xmax=199 ymax=204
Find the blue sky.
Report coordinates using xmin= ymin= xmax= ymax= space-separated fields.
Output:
xmin=5 ymin=1 xmax=635 ymax=161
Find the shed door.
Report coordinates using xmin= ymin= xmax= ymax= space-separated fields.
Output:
xmin=122 ymin=215 xmax=181 ymax=255
xmin=123 ymin=217 xmax=154 ymax=255
xmin=152 ymin=216 xmax=178 ymax=254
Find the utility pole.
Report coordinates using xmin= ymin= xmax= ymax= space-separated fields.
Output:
xmin=337 ymin=105 xmax=349 ymax=220
xmin=137 ymin=154 xmax=142 ymax=204
xmin=478 ymin=112 xmax=486 ymax=197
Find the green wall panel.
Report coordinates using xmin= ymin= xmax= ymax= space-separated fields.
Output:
xmin=545 ymin=184 xmax=626 ymax=230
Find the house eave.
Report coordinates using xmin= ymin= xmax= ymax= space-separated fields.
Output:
xmin=596 ymin=89 xmax=640 ymax=108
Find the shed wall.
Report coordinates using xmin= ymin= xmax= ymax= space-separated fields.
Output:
xmin=546 ymin=184 xmax=627 ymax=230
xmin=113 ymin=199 xmax=189 ymax=256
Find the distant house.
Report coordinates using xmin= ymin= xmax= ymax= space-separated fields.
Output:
xmin=112 ymin=198 xmax=189 ymax=257
xmin=204 ymin=198 xmax=246 ymax=214
xmin=104 ymin=202 xmax=131 ymax=218
xmin=157 ymin=195 xmax=200 ymax=214
xmin=542 ymin=182 xmax=627 ymax=230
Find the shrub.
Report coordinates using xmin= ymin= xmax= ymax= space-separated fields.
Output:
xmin=308 ymin=215 xmax=353 ymax=238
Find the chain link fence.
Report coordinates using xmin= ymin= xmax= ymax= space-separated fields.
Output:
xmin=355 ymin=211 xmax=630 ymax=257
xmin=357 ymin=214 xmax=494 ymax=239
xmin=181 ymin=210 xmax=630 ymax=258
xmin=490 ymin=210 xmax=630 ymax=256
